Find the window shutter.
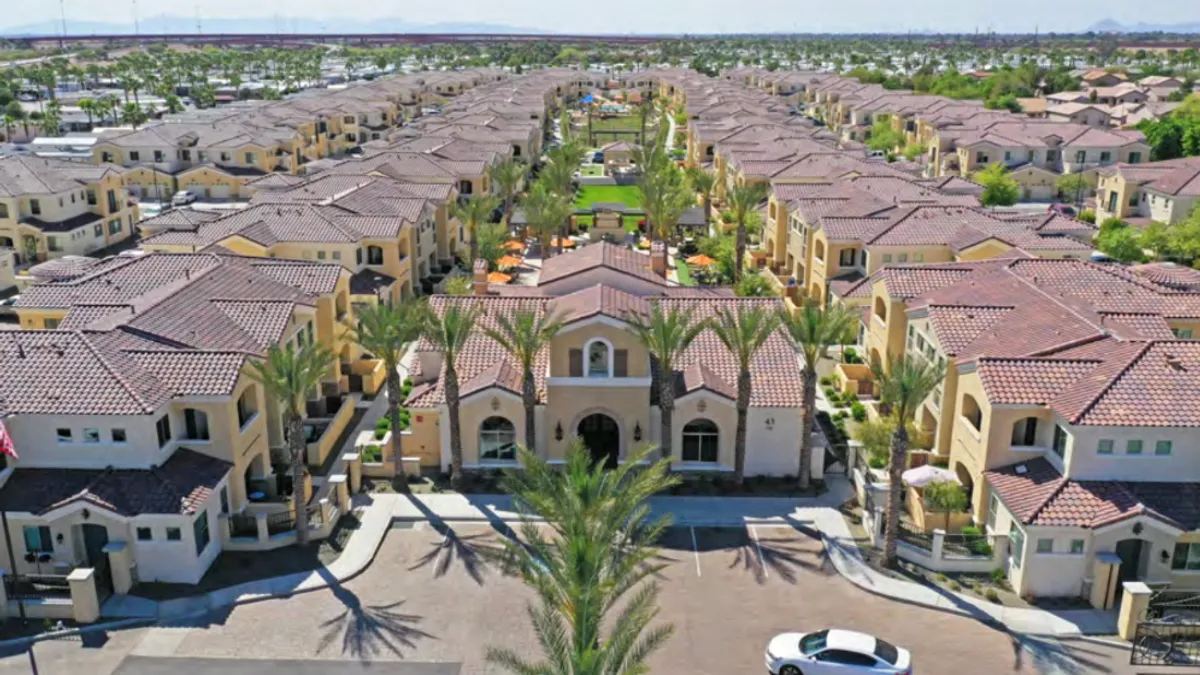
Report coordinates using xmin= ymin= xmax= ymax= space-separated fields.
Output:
xmin=613 ymin=349 xmax=628 ymax=377
xmin=569 ymin=349 xmax=583 ymax=377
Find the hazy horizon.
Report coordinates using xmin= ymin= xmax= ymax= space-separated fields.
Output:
xmin=4 ymin=0 xmax=1199 ymax=35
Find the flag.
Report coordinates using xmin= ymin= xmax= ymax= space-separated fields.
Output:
xmin=0 ymin=419 xmax=16 ymax=460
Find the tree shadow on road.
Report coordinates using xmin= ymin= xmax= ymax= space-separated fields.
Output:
xmin=315 ymin=567 xmax=436 ymax=661
xmin=1007 ymin=634 xmax=1115 ymax=674
xmin=400 ymin=493 xmax=515 ymax=585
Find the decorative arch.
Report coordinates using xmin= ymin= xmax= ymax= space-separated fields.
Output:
xmin=873 ymin=296 xmax=888 ymax=323
xmin=962 ymin=394 xmax=983 ymax=432
xmin=583 ymin=337 xmax=613 ymax=378
xmin=814 ymin=239 xmax=826 ymax=261
xmin=1011 ymin=416 xmax=1039 ymax=447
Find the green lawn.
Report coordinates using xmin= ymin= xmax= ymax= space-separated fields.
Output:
xmin=675 ymin=260 xmax=695 ymax=286
xmin=588 ymin=116 xmax=643 ymax=132
xmin=580 ymin=165 xmax=604 ymax=177
xmin=574 ymin=184 xmax=644 ymax=210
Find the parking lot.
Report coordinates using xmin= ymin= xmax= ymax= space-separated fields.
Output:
xmin=77 ymin=520 xmax=1122 ymax=675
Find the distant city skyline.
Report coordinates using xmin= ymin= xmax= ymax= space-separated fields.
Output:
xmin=3 ymin=0 xmax=1199 ymax=35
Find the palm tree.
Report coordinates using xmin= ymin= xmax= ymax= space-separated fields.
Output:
xmin=641 ymin=164 xmax=694 ymax=246
xmin=636 ymin=96 xmax=655 ymax=145
xmin=450 ymin=193 xmax=501 ymax=267
xmin=422 ymin=302 xmax=480 ymax=491
xmin=248 ymin=342 xmax=335 ymax=545
xmin=120 ymin=102 xmax=147 ymax=129
xmin=872 ymin=354 xmax=947 ymax=568
xmin=488 ymin=441 xmax=678 ymax=675
xmin=685 ymin=167 xmax=716 ymax=226
xmin=778 ymin=299 xmax=857 ymax=489
xmin=482 ymin=307 xmax=566 ymax=453
xmin=488 ymin=158 xmax=527 ymax=228
xmin=625 ymin=304 xmax=706 ymax=462
xmin=707 ymin=305 xmax=780 ymax=487
xmin=521 ymin=182 xmax=573 ymax=259
xmin=727 ymin=182 xmax=769 ymax=283
xmin=352 ymin=298 xmax=428 ymax=492
xmin=77 ymin=97 xmax=96 ymax=129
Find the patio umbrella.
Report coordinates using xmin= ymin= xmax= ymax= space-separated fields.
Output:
xmin=686 ymin=254 xmax=717 ymax=266
xmin=551 ymin=237 xmax=576 ymax=248
xmin=487 ymin=272 xmax=512 ymax=284
xmin=502 ymin=240 xmax=524 ymax=252
xmin=901 ymin=464 xmax=960 ymax=488
xmin=496 ymin=255 xmax=522 ymax=268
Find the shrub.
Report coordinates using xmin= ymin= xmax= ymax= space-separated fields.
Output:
xmin=961 ymin=525 xmax=982 ymax=537
xmin=823 ymin=386 xmax=837 ymax=400
xmin=842 ymin=346 xmax=862 ymax=364
xmin=851 ymin=401 xmax=867 ymax=422
xmin=935 ymin=573 xmax=948 ymax=583
xmin=1078 ymin=208 xmax=1096 ymax=224
xmin=991 ymin=568 xmax=1007 ymax=584
xmin=361 ymin=444 xmax=384 ymax=463
xmin=819 ymin=375 xmax=835 ymax=387
xmin=374 ymin=416 xmax=391 ymax=440
xmin=867 ymin=453 xmax=887 ymax=469
xmin=984 ymin=588 xmax=1001 ymax=603
xmin=949 ymin=581 xmax=962 ymax=592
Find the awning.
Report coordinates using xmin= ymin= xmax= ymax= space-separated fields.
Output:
xmin=902 ymin=464 xmax=960 ymax=488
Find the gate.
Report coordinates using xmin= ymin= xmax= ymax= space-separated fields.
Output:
xmin=1131 ymin=590 xmax=1200 ymax=666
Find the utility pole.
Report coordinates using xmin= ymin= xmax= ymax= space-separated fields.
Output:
xmin=132 ymin=0 xmax=140 ymax=39
xmin=196 ymin=5 xmax=202 ymax=35
xmin=58 ymin=0 xmax=67 ymax=50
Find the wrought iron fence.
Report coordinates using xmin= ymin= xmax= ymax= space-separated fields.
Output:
xmin=895 ymin=521 xmax=933 ymax=552
xmin=266 ymin=511 xmax=296 ymax=535
xmin=228 ymin=513 xmax=258 ymax=538
xmin=3 ymin=573 xmax=72 ymax=600
xmin=1132 ymin=589 xmax=1200 ymax=666
xmin=941 ymin=532 xmax=995 ymax=558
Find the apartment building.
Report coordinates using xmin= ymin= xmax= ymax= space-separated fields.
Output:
xmin=0 ymin=156 xmax=138 ymax=266
xmin=1094 ymin=157 xmax=1200 ymax=225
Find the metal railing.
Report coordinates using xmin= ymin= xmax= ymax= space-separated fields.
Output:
xmin=3 ymin=573 xmax=72 ymax=600
xmin=896 ymin=521 xmax=934 ymax=552
xmin=1133 ymin=589 xmax=1200 ymax=666
xmin=228 ymin=513 xmax=258 ymax=538
xmin=941 ymin=532 xmax=994 ymax=558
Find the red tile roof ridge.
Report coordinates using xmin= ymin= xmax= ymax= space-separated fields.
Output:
xmin=75 ymin=330 xmax=158 ymax=415
xmin=1022 ymin=478 xmax=1072 ymax=530
xmin=1003 ymin=266 xmax=1109 ymax=337
xmin=1064 ymin=341 xmax=1155 ymax=425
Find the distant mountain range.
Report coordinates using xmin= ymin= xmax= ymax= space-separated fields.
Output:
xmin=1088 ymin=19 xmax=1200 ymax=34
xmin=0 ymin=17 xmax=547 ymax=37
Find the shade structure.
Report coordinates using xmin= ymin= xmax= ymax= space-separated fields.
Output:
xmin=901 ymin=464 xmax=961 ymax=488
xmin=496 ymin=255 xmax=522 ymax=268
xmin=686 ymin=254 xmax=717 ymax=266
xmin=502 ymin=240 xmax=524 ymax=252
xmin=487 ymin=272 xmax=512 ymax=284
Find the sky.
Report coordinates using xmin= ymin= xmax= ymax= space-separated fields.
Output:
xmin=4 ymin=0 xmax=1199 ymax=35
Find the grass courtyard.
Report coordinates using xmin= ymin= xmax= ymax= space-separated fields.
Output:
xmin=581 ymin=114 xmax=651 ymax=145
xmin=573 ymin=184 xmax=644 ymax=232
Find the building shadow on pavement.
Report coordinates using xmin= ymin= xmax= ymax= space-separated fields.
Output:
xmin=314 ymin=566 xmax=437 ymax=661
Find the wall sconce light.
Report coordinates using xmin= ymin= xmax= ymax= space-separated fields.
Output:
xmin=55 ymin=533 xmax=65 ymax=545
xmin=1132 ymin=522 xmax=1144 ymax=536
xmin=633 ymin=422 xmax=642 ymax=442
xmin=555 ymin=422 xmax=564 ymax=442
xmin=81 ymin=508 xmax=91 ymax=521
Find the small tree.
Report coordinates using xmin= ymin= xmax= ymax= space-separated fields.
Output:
xmin=924 ymin=479 xmax=969 ymax=532
xmin=973 ymin=164 xmax=1020 ymax=208
xmin=1056 ymin=173 xmax=1091 ymax=207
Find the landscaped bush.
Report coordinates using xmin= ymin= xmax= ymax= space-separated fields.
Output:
xmin=851 ymin=401 xmax=867 ymax=422
xmin=984 ymin=588 xmax=1001 ymax=603
xmin=842 ymin=347 xmax=862 ymax=364
xmin=991 ymin=568 xmax=1007 ymax=584
xmin=361 ymin=444 xmax=384 ymax=463
xmin=823 ymin=386 xmax=837 ymax=400
xmin=373 ymin=409 xmax=412 ymax=440
xmin=819 ymin=375 xmax=835 ymax=387
xmin=961 ymin=525 xmax=994 ymax=557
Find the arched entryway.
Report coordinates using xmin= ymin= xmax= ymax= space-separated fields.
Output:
xmin=577 ymin=413 xmax=619 ymax=468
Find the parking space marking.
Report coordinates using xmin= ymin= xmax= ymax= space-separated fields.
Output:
xmin=430 ymin=529 xmax=451 ymax=577
xmin=749 ymin=524 xmax=767 ymax=579
xmin=689 ymin=526 xmax=701 ymax=577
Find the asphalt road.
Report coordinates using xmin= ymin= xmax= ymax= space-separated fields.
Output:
xmin=113 ymin=656 xmax=461 ymax=675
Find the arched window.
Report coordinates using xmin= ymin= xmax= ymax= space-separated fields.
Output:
xmin=479 ymin=417 xmax=516 ymax=461
xmin=512 ymin=145 xmax=522 ymax=157
xmin=586 ymin=338 xmax=611 ymax=378
xmin=873 ymin=296 xmax=888 ymax=322
xmin=814 ymin=240 xmax=826 ymax=261
xmin=682 ymin=419 xmax=719 ymax=463
xmin=1011 ymin=417 xmax=1038 ymax=447
xmin=237 ymin=386 xmax=258 ymax=429
xmin=366 ymin=246 xmax=383 ymax=265
xmin=459 ymin=180 xmax=473 ymax=195
xmin=962 ymin=394 xmax=982 ymax=433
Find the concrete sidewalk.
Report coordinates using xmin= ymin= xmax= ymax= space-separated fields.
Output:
xmin=106 ymin=476 xmax=1117 ymax=638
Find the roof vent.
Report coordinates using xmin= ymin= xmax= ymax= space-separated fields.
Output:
xmin=1166 ymin=354 xmax=1185 ymax=371
xmin=1015 ymin=464 xmax=1028 ymax=475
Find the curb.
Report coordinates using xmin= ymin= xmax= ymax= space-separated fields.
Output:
xmin=0 ymin=617 xmax=154 ymax=651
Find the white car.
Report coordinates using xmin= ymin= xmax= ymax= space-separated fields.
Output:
xmin=171 ymin=190 xmax=198 ymax=206
xmin=766 ymin=629 xmax=911 ymax=675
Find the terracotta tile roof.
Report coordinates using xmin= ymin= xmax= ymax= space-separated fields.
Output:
xmin=986 ymin=457 xmax=1200 ymax=530
xmin=1129 ymin=262 xmax=1200 ymax=291
xmin=546 ymin=284 xmax=650 ymax=324
xmin=0 ymin=448 xmax=231 ymax=517
xmin=1098 ymin=313 xmax=1177 ymax=340
xmin=538 ymin=242 xmax=667 ymax=288
xmin=124 ymin=350 xmax=249 ymax=397
xmin=976 ymin=358 xmax=1099 ymax=405
xmin=927 ymin=305 xmax=1013 ymax=355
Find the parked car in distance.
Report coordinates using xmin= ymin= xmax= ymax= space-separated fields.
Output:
xmin=1047 ymin=203 xmax=1077 ymax=217
xmin=766 ymin=629 xmax=911 ymax=675
xmin=171 ymin=190 xmax=198 ymax=206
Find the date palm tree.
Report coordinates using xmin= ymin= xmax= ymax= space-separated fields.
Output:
xmin=625 ymin=304 xmax=706 ymax=461
xmin=489 ymin=158 xmax=527 ymax=228
xmin=488 ymin=441 xmax=678 ymax=675
xmin=522 ymin=182 xmax=573 ymax=259
xmin=450 ymin=192 xmax=501 ymax=267
xmin=685 ymin=167 xmax=716 ymax=227
xmin=727 ymin=182 xmax=769 ymax=283
xmin=778 ymin=299 xmax=857 ymax=490
xmin=707 ymin=305 xmax=780 ymax=487
xmin=872 ymin=354 xmax=947 ymax=568
xmin=483 ymin=307 xmax=566 ymax=454
xmin=248 ymin=341 xmax=335 ymax=545
xmin=422 ymin=302 xmax=480 ymax=491
xmin=352 ymin=298 xmax=429 ymax=492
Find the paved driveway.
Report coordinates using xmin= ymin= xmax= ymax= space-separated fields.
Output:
xmin=0 ymin=521 xmax=1154 ymax=675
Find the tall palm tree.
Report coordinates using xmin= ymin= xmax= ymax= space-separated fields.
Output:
xmin=352 ymin=298 xmax=428 ymax=492
xmin=707 ymin=305 xmax=780 ymax=487
xmin=641 ymin=164 xmax=694 ymax=246
xmin=488 ymin=441 xmax=678 ymax=675
xmin=248 ymin=342 xmax=335 ymax=545
xmin=685 ymin=167 xmax=716 ymax=227
xmin=872 ymin=354 xmax=947 ymax=568
xmin=450 ymin=193 xmax=501 ymax=267
xmin=488 ymin=158 xmax=527 ymax=228
xmin=625 ymin=304 xmax=705 ymax=462
xmin=422 ymin=302 xmax=480 ymax=491
xmin=120 ymin=102 xmax=147 ymax=129
xmin=522 ymin=182 xmax=573 ymax=259
xmin=778 ymin=300 xmax=857 ymax=490
xmin=483 ymin=307 xmax=566 ymax=453
xmin=727 ymin=182 xmax=769 ymax=283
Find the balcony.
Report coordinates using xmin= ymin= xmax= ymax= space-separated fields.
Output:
xmin=835 ymin=362 xmax=876 ymax=398
xmin=304 ymin=394 xmax=357 ymax=468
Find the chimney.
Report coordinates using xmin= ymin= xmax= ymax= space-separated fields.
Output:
xmin=649 ymin=241 xmax=668 ymax=278
xmin=472 ymin=258 xmax=489 ymax=296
